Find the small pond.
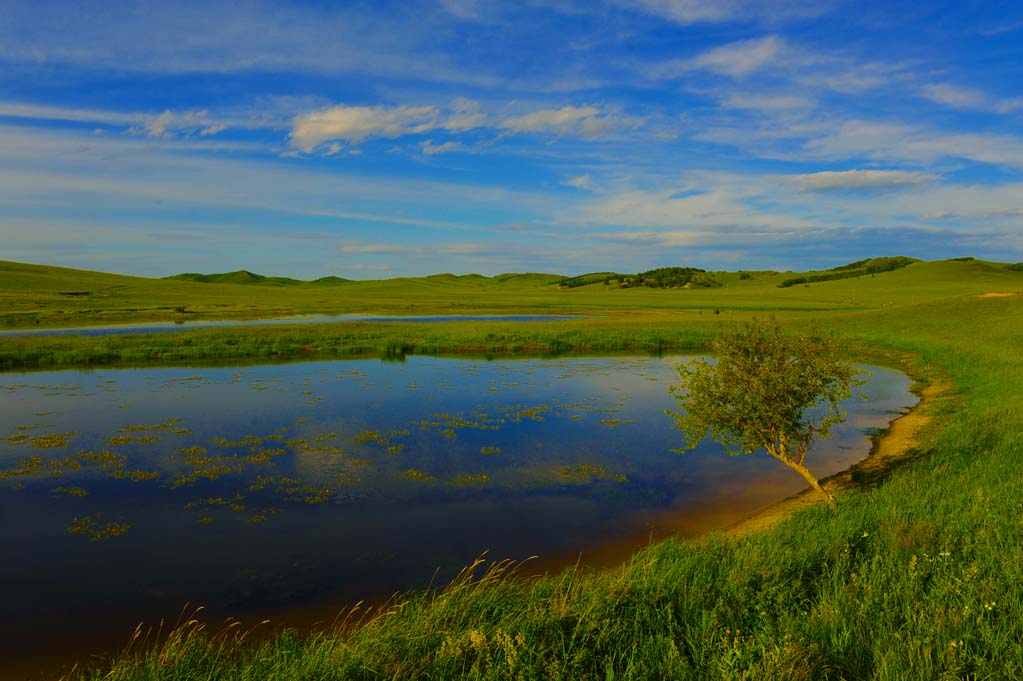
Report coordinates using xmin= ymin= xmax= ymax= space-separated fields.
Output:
xmin=0 ymin=314 xmax=583 ymax=337
xmin=0 ymin=355 xmax=915 ymax=676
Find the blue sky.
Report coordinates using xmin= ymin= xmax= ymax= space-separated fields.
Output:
xmin=1 ymin=0 xmax=1022 ymax=278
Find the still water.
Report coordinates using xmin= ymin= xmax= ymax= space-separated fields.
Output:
xmin=0 ymin=314 xmax=582 ymax=337
xmin=0 ymin=355 xmax=914 ymax=675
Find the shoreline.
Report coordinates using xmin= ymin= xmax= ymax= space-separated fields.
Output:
xmin=723 ymin=379 xmax=948 ymax=538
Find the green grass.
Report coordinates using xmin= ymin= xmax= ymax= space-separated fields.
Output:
xmin=4 ymin=258 xmax=1023 ymax=678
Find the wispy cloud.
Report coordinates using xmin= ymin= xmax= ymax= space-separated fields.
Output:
xmin=499 ymin=105 xmax=610 ymax=138
xmin=290 ymin=105 xmax=440 ymax=151
xmin=619 ymin=0 xmax=831 ymax=25
xmin=564 ymin=174 xmax=596 ymax=191
xmin=421 ymin=140 xmax=464 ymax=155
xmin=918 ymin=83 xmax=1023 ymax=114
xmin=718 ymin=92 xmax=815 ymax=111
xmin=692 ymin=36 xmax=787 ymax=78
xmin=919 ymin=83 xmax=988 ymax=110
xmin=289 ymin=102 xmax=625 ymax=151
xmin=807 ymin=121 xmax=1023 ymax=169
xmin=139 ymin=110 xmax=226 ymax=138
xmin=790 ymin=169 xmax=940 ymax=193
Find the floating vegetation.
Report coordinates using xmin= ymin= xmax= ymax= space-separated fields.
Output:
xmin=169 ymin=464 xmax=238 ymax=488
xmin=213 ymin=435 xmax=265 ymax=448
xmin=196 ymin=515 xmax=214 ymax=525
xmin=598 ymin=419 xmax=635 ymax=428
xmin=336 ymin=472 xmax=363 ymax=486
xmin=277 ymin=483 xmax=334 ymax=504
xmin=353 ymin=429 xmax=389 ymax=446
xmin=185 ymin=496 xmax=241 ymax=509
xmin=248 ymin=476 xmax=276 ymax=492
xmin=29 ymin=432 xmax=77 ymax=448
xmin=450 ymin=473 xmax=490 ymax=485
xmin=312 ymin=432 xmax=337 ymax=442
xmin=242 ymin=448 xmax=286 ymax=464
xmin=106 ymin=434 xmax=162 ymax=446
xmin=561 ymin=464 xmax=629 ymax=484
xmin=480 ymin=446 xmax=502 ymax=456
xmin=122 ymin=469 xmax=160 ymax=482
xmin=404 ymin=468 xmax=436 ymax=482
xmin=179 ymin=446 xmax=212 ymax=465
xmin=67 ymin=515 xmax=131 ymax=541
xmin=51 ymin=485 xmax=88 ymax=497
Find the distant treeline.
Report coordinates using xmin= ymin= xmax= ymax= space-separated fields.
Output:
xmin=1006 ymin=262 xmax=1023 ymax=272
xmin=560 ymin=267 xmax=720 ymax=289
xmin=777 ymin=256 xmax=919 ymax=288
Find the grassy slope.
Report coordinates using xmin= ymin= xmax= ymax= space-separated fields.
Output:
xmin=4 ymin=259 xmax=1023 ymax=678
xmin=2 ymin=259 xmax=1021 ymax=371
xmin=0 ymin=261 xmax=576 ymax=328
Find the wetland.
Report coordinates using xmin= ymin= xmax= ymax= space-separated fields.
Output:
xmin=0 ymin=354 xmax=915 ymax=675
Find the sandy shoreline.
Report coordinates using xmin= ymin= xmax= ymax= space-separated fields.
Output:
xmin=724 ymin=380 xmax=949 ymax=538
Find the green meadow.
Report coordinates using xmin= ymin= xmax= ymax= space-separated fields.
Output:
xmin=4 ymin=257 xmax=1023 ymax=678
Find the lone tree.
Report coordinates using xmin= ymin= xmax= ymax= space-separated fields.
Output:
xmin=667 ymin=318 xmax=866 ymax=509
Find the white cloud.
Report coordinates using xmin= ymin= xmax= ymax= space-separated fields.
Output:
xmin=0 ymin=101 xmax=139 ymax=126
xmin=341 ymin=241 xmax=403 ymax=254
xmin=0 ymin=1 xmax=503 ymax=88
xmin=917 ymin=84 xmax=1023 ymax=115
xmin=0 ymin=124 xmax=566 ymax=233
xmin=0 ymin=101 xmax=231 ymax=138
xmin=719 ymin=92 xmax=814 ymax=111
xmin=290 ymin=105 xmax=439 ymax=151
xmin=142 ymin=109 xmax=226 ymax=138
xmin=807 ymin=120 xmax=1023 ymax=169
xmin=442 ymin=100 xmax=488 ymax=131
xmin=421 ymin=140 xmax=464 ymax=155
xmin=791 ymin=170 xmax=939 ymax=193
xmin=442 ymin=112 xmax=487 ymax=131
xmin=439 ymin=0 xmax=482 ymax=19
xmin=620 ymin=0 xmax=829 ymax=25
xmin=623 ymin=0 xmax=734 ymax=23
xmin=500 ymin=105 xmax=607 ymax=137
xmin=577 ymin=185 xmax=817 ymax=232
xmin=290 ymin=100 xmax=620 ymax=151
xmin=693 ymin=36 xmax=786 ymax=78
xmin=564 ymin=174 xmax=595 ymax=191
xmin=919 ymin=84 xmax=987 ymax=110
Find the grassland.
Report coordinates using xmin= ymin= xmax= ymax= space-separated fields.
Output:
xmin=4 ymin=257 xmax=1023 ymax=679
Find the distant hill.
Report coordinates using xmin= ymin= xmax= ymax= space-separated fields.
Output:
xmin=559 ymin=267 xmax=720 ymax=289
xmin=167 ymin=270 xmax=565 ymax=287
xmin=493 ymin=273 xmax=568 ymax=286
xmin=167 ymin=270 xmax=305 ymax=286
xmin=777 ymin=256 xmax=920 ymax=288
xmin=311 ymin=276 xmax=353 ymax=285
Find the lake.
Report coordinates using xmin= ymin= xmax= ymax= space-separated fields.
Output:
xmin=0 ymin=355 xmax=915 ymax=677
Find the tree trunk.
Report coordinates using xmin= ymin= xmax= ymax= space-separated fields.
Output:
xmin=779 ymin=458 xmax=838 ymax=510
